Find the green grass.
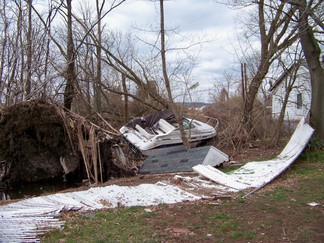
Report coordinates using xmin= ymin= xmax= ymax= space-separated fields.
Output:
xmin=297 ymin=150 xmax=324 ymax=163
xmin=231 ymin=230 xmax=255 ymax=240
xmin=266 ymin=187 xmax=291 ymax=202
xmin=211 ymin=213 xmax=234 ymax=220
xmin=42 ymin=207 xmax=160 ymax=243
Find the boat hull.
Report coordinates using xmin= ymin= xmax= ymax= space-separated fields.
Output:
xmin=120 ymin=115 xmax=216 ymax=156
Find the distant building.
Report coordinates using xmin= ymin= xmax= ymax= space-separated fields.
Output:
xmin=269 ymin=61 xmax=311 ymax=121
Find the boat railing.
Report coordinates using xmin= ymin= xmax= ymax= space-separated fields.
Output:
xmin=202 ymin=115 xmax=219 ymax=130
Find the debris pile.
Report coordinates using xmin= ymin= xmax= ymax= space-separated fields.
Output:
xmin=0 ymin=99 xmax=131 ymax=186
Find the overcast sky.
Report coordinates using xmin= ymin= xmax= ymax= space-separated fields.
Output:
xmin=108 ymin=0 xmax=240 ymax=102
xmin=71 ymin=0 xmax=241 ymax=102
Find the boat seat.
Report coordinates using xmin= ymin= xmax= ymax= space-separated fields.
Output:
xmin=158 ymin=119 xmax=176 ymax=133
xmin=135 ymin=124 xmax=155 ymax=139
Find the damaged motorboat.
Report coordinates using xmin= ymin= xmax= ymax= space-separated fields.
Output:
xmin=119 ymin=109 xmax=217 ymax=155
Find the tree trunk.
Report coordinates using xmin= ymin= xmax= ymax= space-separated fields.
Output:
xmin=121 ymin=73 xmax=129 ymax=123
xmin=26 ymin=0 xmax=32 ymax=97
xmin=240 ymin=0 xmax=269 ymax=139
xmin=240 ymin=1 xmax=298 ymax=140
xmin=241 ymin=69 xmax=268 ymax=138
xmin=95 ymin=0 xmax=102 ymax=114
xmin=64 ymin=0 xmax=76 ymax=110
xmin=0 ymin=0 xmax=8 ymax=100
xmin=159 ymin=0 xmax=189 ymax=150
xmin=6 ymin=2 xmax=24 ymax=106
xmin=43 ymin=10 xmax=52 ymax=97
xmin=298 ymin=0 xmax=324 ymax=140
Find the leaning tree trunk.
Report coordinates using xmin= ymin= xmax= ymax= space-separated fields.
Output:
xmin=241 ymin=69 xmax=268 ymax=139
xmin=240 ymin=1 xmax=270 ymax=140
xmin=159 ymin=0 xmax=189 ymax=150
xmin=298 ymin=0 xmax=324 ymax=141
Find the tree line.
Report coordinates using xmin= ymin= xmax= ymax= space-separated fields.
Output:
xmin=0 ymin=0 xmax=323 ymax=146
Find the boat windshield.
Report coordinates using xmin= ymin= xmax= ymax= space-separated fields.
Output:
xmin=182 ymin=118 xmax=196 ymax=129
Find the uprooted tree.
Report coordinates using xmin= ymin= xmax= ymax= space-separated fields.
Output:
xmin=0 ymin=99 xmax=136 ymax=186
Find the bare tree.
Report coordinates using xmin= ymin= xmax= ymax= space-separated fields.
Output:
xmin=0 ymin=0 xmax=9 ymax=100
xmin=5 ymin=1 xmax=24 ymax=106
xmin=32 ymin=0 xmax=88 ymax=110
xmin=225 ymin=0 xmax=323 ymax=143
xmin=71 ymin=0 xmax=200 ymax=148
xmin=0 ymin=1 xmax=51 ymax=105
xmin=68 ymin=0 xmax=126 ymax=113
xmin=239 ymin=1 xmax=299 ymax=139
xmin=294 ymin=0 xmax=324 ymax=141
xmin=159 ymin=0 xmax=190 ymax=149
